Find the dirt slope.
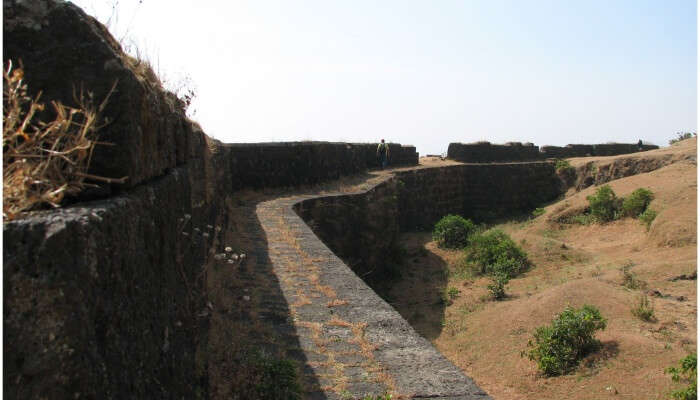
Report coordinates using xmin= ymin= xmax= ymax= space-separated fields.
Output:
xmin=386 ymin=139 xmax=697 ymax=400
xmin=565 ymin=137 xmax=697 ymax=193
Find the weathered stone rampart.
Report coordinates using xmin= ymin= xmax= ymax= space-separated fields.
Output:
xmin=540 ymin=143 xmax=659 ymax=158
xmin=4 ymin=1 xmax=222 ymax=397
xmin=294 ymin=180 xmax=402 ymax=283
xmin=448 ymin=141 xmax=659 ymax=163
xmin=4 ymin=161 xmax=217 ymax=399
xmin=396 ymin=162 xmax=562 ymax=230
xmin=447 ymin=142 xmax=541 ymax=162
xmin=294 ymin=162 xmax=562 ymax=287
xmin=216 ymin=141 xmax=418 ymax=191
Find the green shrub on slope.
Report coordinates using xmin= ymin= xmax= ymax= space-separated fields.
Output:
xmin=524 ymin=305 xmax=607 ymax=376
xmin=621 ymin=188 xmax=654 ymax=217
xmin=433 ymin=214 xmax=476 ymax=249
xmin=465 ymin=229 xmax=529 ymax=277
xmin=587 ymin=185 xmax=620 ymax=222
xmin=666 ymin=353 xmax=697 ymax=400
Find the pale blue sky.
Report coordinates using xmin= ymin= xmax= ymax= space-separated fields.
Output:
xmin=73 ymin=0 xmax=697 ymax=156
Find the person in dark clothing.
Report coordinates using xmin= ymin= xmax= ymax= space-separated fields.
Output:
xmin=637 ymin=139 xmax=643 ymax=151
xmin=376 ymin=139 xmax=390 ymax=169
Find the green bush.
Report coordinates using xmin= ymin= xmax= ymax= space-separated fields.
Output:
xmin=433 ymin=215 xmax=476 ymax=249
xmin=524 ymin=305 xmax=607 ymax=376
xmin=587 ymin=185 xmax=620 ymax=222
xmin=639 ymin=208 xmax=657 ymax=230
xmin=569 ymin=186 xmax=656 ymax=226
xmin=465 ymin=229 xmax=529 ymax=277
xmin=554 ymin=159 xmax=576 ymax=186
xmin=631 ymin=294 xmax=655 ymax=321
xmin=555 ymin=159 xmax=574 ymax=172
xmin=666 ymin=353 xmax=697 ymax=400
xmin=622 ymin=188 xmax=654 ymax=217
xmin=487 ymin=273 xmax=510 ymax=300
xmin=440 ymin=286 xmax=460 ymax=305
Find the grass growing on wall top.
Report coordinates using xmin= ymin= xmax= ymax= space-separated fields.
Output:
xmin=2 ymin=61 xmax=122 ymax=220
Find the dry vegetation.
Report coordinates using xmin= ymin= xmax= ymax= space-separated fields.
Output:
xmin=387 ymin=139 xmax=697 ymax=400
xmin=2 ymin=61 xmax=121 ymax=220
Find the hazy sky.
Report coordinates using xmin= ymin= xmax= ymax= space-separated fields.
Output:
xmin=73 ymin=0 xmax=697 ymax=156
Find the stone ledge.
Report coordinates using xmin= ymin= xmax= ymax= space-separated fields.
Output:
xmin=271 ymin=175 xmax=491 ymax=398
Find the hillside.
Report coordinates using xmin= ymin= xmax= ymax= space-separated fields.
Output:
xmin=384 ymin=138 xmax=697 ymax=399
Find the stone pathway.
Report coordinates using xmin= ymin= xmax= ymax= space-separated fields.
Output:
xmin=210 ymin=168 xmax=491 ymax=399
xmin=258 ymin=196 xmax=393 ymax=397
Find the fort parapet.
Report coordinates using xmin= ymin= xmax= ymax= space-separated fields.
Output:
xmin=540 ymin=143 xmax=659 ymax=158
xmin=216 ymin=141 xmax=418 ymax=191
xmin=447 ymin=141 xmax=541 ymax=162
xmin=294 ymin=162 xmax=561 ymax=286
xmin=448 ymin=141 xmax=659 ymax=163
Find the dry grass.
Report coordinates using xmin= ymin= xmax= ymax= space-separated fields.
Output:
xmin=327 ymin=299 xmax=349 ymax=308
xmin=292 ymin=289 xmax=312 ymax=308
xmin=327 ymin=317 xmax=353 ymax=328
xmin=383 ymin=141 xmax=697 ymax=399
xmin=3 ymin=61 xmax=123 ymax=220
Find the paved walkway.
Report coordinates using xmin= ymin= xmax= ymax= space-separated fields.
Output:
xmin=211 ymin=166 xmax=491 ymax=399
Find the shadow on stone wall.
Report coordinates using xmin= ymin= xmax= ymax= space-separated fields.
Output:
xmin=205 ymin=200 xmax=323 ymax=398
xmin=372 ymin=234 xmax=451 ymax=342
xmin=294 ymin=179 xmax=401 ymax=290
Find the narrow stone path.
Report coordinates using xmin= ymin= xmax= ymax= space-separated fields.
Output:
xmin=258 ymin=196 xmax=393 ymax=397
xmin=210 ymin=165 xmax=491 ymax=399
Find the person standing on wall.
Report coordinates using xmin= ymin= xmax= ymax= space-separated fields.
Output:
xmin=377 ymin=139 xmax=390 ymax=170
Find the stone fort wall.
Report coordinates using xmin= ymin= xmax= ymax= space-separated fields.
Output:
xmin=216 ymin=141 xmax=418 ymax=191
xmin=294 ymin=162 xmax=562 ymax=286
xmin=448 ymin=141 xmax=659 ymax=163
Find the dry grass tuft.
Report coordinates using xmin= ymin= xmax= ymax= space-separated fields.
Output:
xmin=292 ymin=289 xmax=312 ymax=308
xmin=326 ymin=299 xmax=348 ymax=308
xmin=326 ymin=317 xmax=353 ymax=328
xmin=3 ymin=60 xmax=123 ymax=220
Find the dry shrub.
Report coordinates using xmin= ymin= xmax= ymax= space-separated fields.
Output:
xmin=3 ymin=60 xmax=122 ymax=220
